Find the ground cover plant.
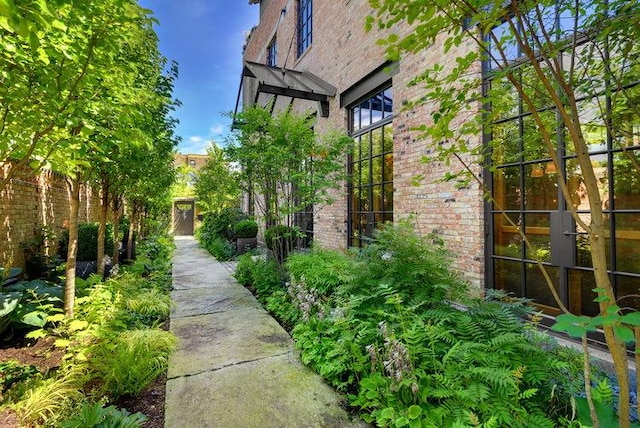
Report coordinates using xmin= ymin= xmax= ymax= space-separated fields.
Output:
xmin=238 ymin=221 xmax=588 ymax=427
xmin=197 ymin=208 xmax=250 ymax=261
xmin=0 ymin=234 xmax=175 ymax=427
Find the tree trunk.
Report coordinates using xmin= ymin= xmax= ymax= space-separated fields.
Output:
xmin=126 ymin=206 xmax=137 ymax=260
xmin=96 ymin=178 xmax=109 ymax=276
xmin=112 ymin=197 xmax=122 ymax=265
xmin=64 ymin=176 xmax=80 ymax=318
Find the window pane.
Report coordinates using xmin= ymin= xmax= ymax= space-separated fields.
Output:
xmin=383 ymin=88 xmax=393 ymax=118
xmin=524 ymin=213 xmax=551 ymax=262
xmin=372 ymin=127 xmax=383 ymax=156
xmin=351 ymin=161 xmax=360 ymax=187
xmin=360 ymin=99 xmax=371 ymax=128
xmin=616 ymin=275 xmax=640 ymax=311
xmin=565 ymin=155 xmax=608 ymax=212
xmin=494 ymin=259 xmax=523 ymax=297
xmin=352 ymin=106 xmax=360 ymax=131
xmin=568 ymin=269 xmax=599 ymax=316
xmin=372 ymin=184 xmax=383 ymax=212
xmin=383 ymin=184 xmax=393 ymax=211
xmin=611 ymin=88 xmax=640 ymax=149
xmin=383 ymin=124 xmax=393 ymax=152
xmin=494 ymin=213 xmax=522 ymax=259
xmin=383 ymin=154 xmax=393 ymax=183
xmin=524 ymin=163 xmax=558 ymax=210
xmin=493 ymin=166 xmax=520 ymax=211
xmin=371 ymin=93 xmax=384 ymax=125
xmin=491 ymin=76 xmax=519 ymax=120
xmin=372 ymin=155 xmax=383 ymax=184
xmin=489 ymin=21 xmax=518 ymax=70
xmin=491 ymin=121 xmax=520 ymax=165
xmin=615 ymin=214 xmax=640 ymax=274
xmin=613 ymin=150 xmax=640 ymax=208
xmin=523 ymin=112 xmax=556 ymax=162
xmin=525 ymin=264 xmax=560 ymax=311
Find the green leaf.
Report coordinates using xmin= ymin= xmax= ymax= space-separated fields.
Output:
xmin=69 ymin=320 xmax=89 ymax=331
xmin=395 ymin=417 xmax=409 ymax=427
xmin=47 ymin=313 xmax=65 ymax=322
xmin=407 ymin=405 xmax=422 ymax=420
xmin=25 ymin=328 xmax=48 ymax=339
xmin=0 ymin=291 xmax=21 ymax=317
xmin=55 ymin=338 xmax=71 ymax=347
xmin=614 ymin=325 xmax=635 ymax=343
xmin=19 ymin=310 xmax=48 ymax=327
xmin=622 ymin=312 xmax=640 ymax=326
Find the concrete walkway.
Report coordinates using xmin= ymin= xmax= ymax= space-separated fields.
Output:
xmin=164 ymin=236 xmax=366 ymax=428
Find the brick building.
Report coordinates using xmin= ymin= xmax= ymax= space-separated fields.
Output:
xmin=240 ymin=0 xmax=640 ymax=316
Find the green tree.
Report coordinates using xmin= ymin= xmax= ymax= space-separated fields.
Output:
xmin=38 ymin=0 xmax=176 ymax=317
xmin=368 ymin=0 xmax=639 ymax=424
xmin=194 ymin=142 xmax=240 ymax=214
xmin=228 ymin=105 xmax=350 ymax=239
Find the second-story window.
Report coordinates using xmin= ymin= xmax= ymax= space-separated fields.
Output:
xmin=267 ymin=36 xmax=277 ymax=67
xmin=297 ymin=0 xmax=312 ymax=57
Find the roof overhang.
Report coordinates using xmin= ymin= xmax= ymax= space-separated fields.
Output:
xmin=234 ymin=61 xmax=336 ymax=121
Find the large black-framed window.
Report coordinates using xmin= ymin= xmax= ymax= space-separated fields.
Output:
xmin=484 ymin=3 xmax=640 ymax=316
xmin=296 ymin=0 xmax=312 ymax=58
xmin=348 ymin=86 xmax=394 ymax=247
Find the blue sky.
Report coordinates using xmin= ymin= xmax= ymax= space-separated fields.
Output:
xmin=138 ymin=0 xmax=259 ymax=154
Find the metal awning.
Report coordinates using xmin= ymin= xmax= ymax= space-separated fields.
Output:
xmin=234 ymin=61 xmax=336 ymax=119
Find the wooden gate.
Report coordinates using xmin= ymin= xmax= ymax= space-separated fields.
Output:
xmin=173 ymin=200 xmax=195 ymax=235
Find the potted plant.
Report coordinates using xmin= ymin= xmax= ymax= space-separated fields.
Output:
xmin=235 ymin=219 xmax=258 ymax=254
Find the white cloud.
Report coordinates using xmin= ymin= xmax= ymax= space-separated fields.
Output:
xmin=179 ymin=135 xmax=208 ymax=155
xmin=209 ymin=124 xmax=224 ymax=135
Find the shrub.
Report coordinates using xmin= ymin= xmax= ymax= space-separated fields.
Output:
xmin=60 ymin=402 xmax=147 ymax=428
xmin=264 ymin=224 xmax=298 ymax=264
xmin=286 ymin=246 xmax=356 ymax=296
xmin=253 ymin=222 xmax=582 ymax=427
xmin=235 ymin=219 xmax=258 ymax=238
xmin=264 ymin=224 xmax=294 ymax=250
xmin=0 ymin=361 xmax=39 ymax=402
xmin=234 ymin=253 xmax=255 ymax=286
xmin=89 ymin=328 xmax=177 ymax=398
xmin=251 ymin=258 xmax=283 ymax=300
xmin=199 ymin=208 xmax=248 ymax=242
xmin=58 ymin=223 xmax=115 ymax=261
xmin=203 ymin=236 xmax=236 ymax=261
xmin=13 ymin=373 xmax=84 ymax=427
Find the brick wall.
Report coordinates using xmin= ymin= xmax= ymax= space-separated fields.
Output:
xmin=0 ymin=162 xmax=103 ymax=268
xmin=243 ymin=0 xmax=485 ymax=289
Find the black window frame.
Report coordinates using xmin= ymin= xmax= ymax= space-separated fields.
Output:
xmin=483 ymin=1 xmax=640 ymax=317
xmin=267 ymin=36 xmax=277 ymax=67
xmin=296 ymin=0 xmax=312 ymax=58
xmin=347 ymin=85 xmax=394 ymax=248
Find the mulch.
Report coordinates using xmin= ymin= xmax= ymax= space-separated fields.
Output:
xmin=0 ymin=334 xmax=166 ymax=427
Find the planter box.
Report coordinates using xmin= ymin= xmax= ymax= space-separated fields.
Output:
xmin=236 ymin=237 xmax=257 ymax=254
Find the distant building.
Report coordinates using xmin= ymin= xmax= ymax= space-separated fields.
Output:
xmin=174 ymin=153 xmax=208 ymax=171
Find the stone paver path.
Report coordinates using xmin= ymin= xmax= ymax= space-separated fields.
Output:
xmin=165 ymin=236 xmax=366 ymax=428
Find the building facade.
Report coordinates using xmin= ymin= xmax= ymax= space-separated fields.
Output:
xmin=240 ymin=0 xmax=640 ymax=316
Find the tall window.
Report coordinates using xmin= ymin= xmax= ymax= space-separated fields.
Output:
xmin=485 ymin=4 xmax=640 ymax=316
xmin=297 ymin=0 xmax=312 ymax=57
xmin=348 ymin=86 xmax=394 ymax=247
xmin=267 ymin=36 xmax=277 ymax=67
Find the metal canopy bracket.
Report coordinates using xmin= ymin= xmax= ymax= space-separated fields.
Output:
xmin=242 ymin=61 xmax=336 ymax=118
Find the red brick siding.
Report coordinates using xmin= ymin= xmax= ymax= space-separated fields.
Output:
xmin=1 ymin=162 xmax=103 ymax=268
xmin=244 ymin=0 xmax=485 ymax=288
